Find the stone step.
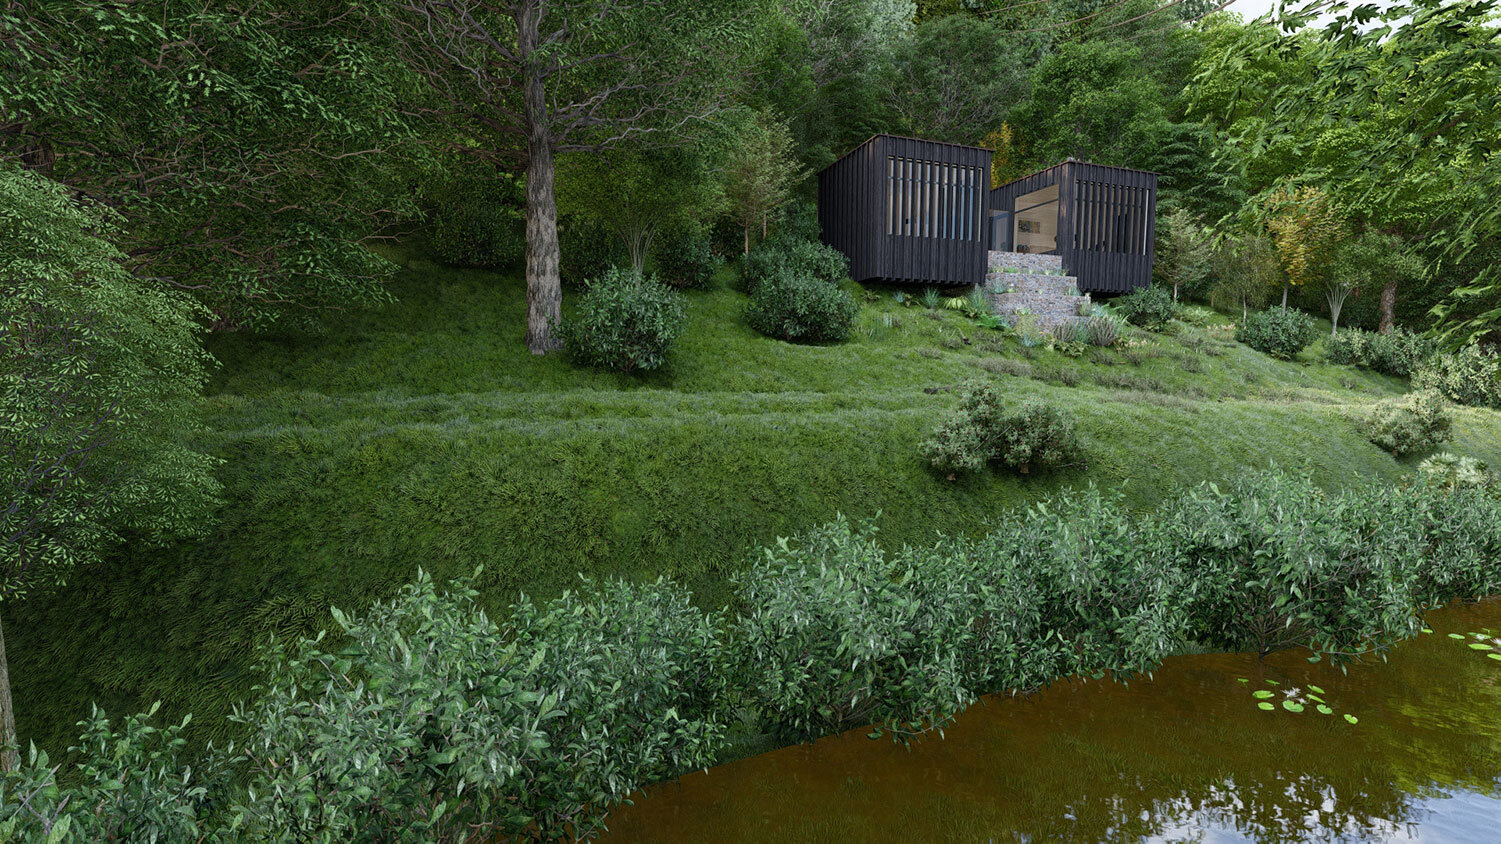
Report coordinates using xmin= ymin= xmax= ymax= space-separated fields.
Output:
xmin=987 ymin=250 xmax=1063 ymax=273
xmin=987 ymin=272 xmax=1079 ymax=298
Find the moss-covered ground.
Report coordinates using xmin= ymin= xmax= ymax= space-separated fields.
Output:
xmin=11 ymin=244 xmax=1501 ymax=753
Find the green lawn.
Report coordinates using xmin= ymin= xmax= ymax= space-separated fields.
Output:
xmin=12 ymin=244 xmax=1501 ymax=755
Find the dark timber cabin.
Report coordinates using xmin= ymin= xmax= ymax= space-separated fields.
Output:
xmin=817 ymin=134 xmax=992 ymax=286
xmin=989 ymin=159 xmax=1158 ymax=295
xmin=817 ymin=135 xmax=1158 ymax=295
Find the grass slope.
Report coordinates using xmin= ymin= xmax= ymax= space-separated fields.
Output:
xmin=12 ymin=245 xmax=1501 ymax=754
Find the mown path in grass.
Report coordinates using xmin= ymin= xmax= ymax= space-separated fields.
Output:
xmin=10 ymin=247 xmax=1501 ymax=758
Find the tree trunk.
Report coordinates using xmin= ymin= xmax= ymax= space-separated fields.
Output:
xmin=1172 ymin=282 xmax=1179 ymax=302
xmin=0 ymin=613 xmax=16 ymax=772
xmin=1379 ymin=280 xmax=1397 ymax=334
xmin=1281 ymin=283 xmax=1288 ymax=310
xmin=1241 ymin=296 xmax=1247 ymax=324
xmin=743 ymin=224 xmax=750 ymax=256
xmin=519 ymin=3 xmax=562 ymax=355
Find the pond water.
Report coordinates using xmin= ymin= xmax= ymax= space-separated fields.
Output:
xmin=604 ymin=599 xmax=1501 ymax=842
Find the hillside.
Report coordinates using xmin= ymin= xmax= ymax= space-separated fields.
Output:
xmin=11 ymin=245 xmax=1501 ymax=754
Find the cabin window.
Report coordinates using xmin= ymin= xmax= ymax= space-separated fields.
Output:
xmin=887 ymin=157 xmax=983 ymax=241
xmin=1012 ymin=183 xmax=1059 ymax=254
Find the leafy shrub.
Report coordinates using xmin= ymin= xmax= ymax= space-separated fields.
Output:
xmin=233 ymin=571 xmax=729 ymax=842
xmin=559 ymin=266 xmax=686 ymax=372
xmin=1414 ymin=344 xmax=1501 ymax=408
xmin=1113 ymin=285 xmax=1178 ymax=330
xmin=1084 ymin=315 xmax=1121 ymax=347
xmin=740 ymin=236 xmax=848 ymax=294
xmin=0 ymin=704 xmax=213 ymax=840
xmin=1409 ymin=483 xmax=1501 ymax=604
xmin=1236 ymin=307 xmax=1316 ymax=359
xmin=745 ymin=271 xmax=858 ymax=343
xmin=652 ymin=223 xmax=720 ymax=289
xmin=1416 ymin=452 xmax=1493 ymax=492
xmin=920 ymin=381 xmax=1083 ymax=475
xmin=731 ymin=517 xmax=976 ymax=743
xmin=1365 ymin=390 xmax=1452 ymax=456
xmin=1159 ymin=471 xmax=1426 ymax=657
xmin=430 ymin=186 xmax=525 ymax=269
xmin=1325 ymin=328 xmax=1436 ymax=377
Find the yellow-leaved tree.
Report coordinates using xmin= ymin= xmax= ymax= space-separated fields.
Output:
xmin=1263 ymin=185 xmax=1348 ymax=309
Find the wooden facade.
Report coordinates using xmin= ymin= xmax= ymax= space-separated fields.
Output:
xmin=990 ymin=159 xmax=1158 ymax=295
xmin=817 ymin=135 xmax=992 ymax=286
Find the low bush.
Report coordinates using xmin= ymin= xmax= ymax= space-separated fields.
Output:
xmin=731 ymin=517 xmax=976 ymax=743
xmin=1084 ymin=314 xmax=1121 ymax=347
xmin=16 ymin=471 xmax=1501 ymax=840
xmin=1414 ymin=344 xmax=1501 ymax=408
xmin=558 ymin=266 xmax=685 ymax=372
xmin=1159 ymin=471 xmax=1427 ymax=656
xmin=1236 ymin=307 xmax=1316 ymax=359
xmin=920 ymin=381 xmax=1083 ymax=475
xmin=1113 ymin=285 xmax=1178 ymax=331
xmin=741 ymin=236 xmax=848 ymax=294
xmin=1416 ymin=452 xmax=1494 ymax=492
xmin=1325 ymin=328 xmax=1436 ymax=377
xmin=1365 ymin=390 xmax=1451 ymax=456
xmin=652 ymin=223 xmax=720 ymax=289
xmin=745 ymin=271 xmax=858 ymax=343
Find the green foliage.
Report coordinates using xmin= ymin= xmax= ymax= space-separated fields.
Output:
xmin=1157 ymin=208 xmax=1212 ymax=301
xmin=652 ymin=223 xmax=721 ymax=289
xmin=880 ymin=13 xmax=1032 ymax=144
xmin=559 ymin=267 xmax=686 ymax=372
xmin=0 ymin=703 xmax=212 ymax=841
xmin=232 ymin=570 xmax=727 ymax=841
xmin=919 ymin=382 xmax=1083 ymax=475
xmin=745 ymin=271 xmax=859 ymax=343
xmin=740 ymin=236 xmax=849 ymax=295
xmin=1325 ymin=328 xmax=1436 ymax=378
xmin=429 ymin=175 xmax=525 ymax=269
xmin=1236 ymin=307 xmax=1316 ymax=359
xmin=1413 ymin=345 xmax=1501 ymax=409
xmin=0 ymin=1 xmax=428 ymax=329
xmin=1365 ymin=390 xmax=1451 ymax=457
xmin=560 ymin=215 xmax=629 ymax=288
xmin=1209 ymin=233 xmax=1277 ymax=320
xmin=1160 ymin=471 xmax=1427 ymax=657
xmin=1084 ymin=315 xmax=1121 ymax=347
xmin=731 ymin=516 xmax=975 ymax=743
xmin=724 ymin=110 xmax=807 ymax=252
xmin=0 ymin=163 xmax=220 ymax=601
xmin=1114 ymin=285 xmax=1179 ymax=331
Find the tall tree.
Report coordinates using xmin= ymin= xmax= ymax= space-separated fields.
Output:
xmin=0 ymin=1 xmax=429 ymax=331
xmin=881 ymin=13 xmax=1034 ymax=145
xmin=724 ymin=110 xmax=807 ymax=253
xmin=0 ymin=164 xmax=219 ymax=769
xmin=1157 ymin=207 xmax=1212 ymax=302
xmin=384 ymin=0 xmax=757 ymax=353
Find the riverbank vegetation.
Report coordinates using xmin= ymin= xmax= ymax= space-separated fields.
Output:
xmin=8 ymin=467 xmax=1501 ymax=840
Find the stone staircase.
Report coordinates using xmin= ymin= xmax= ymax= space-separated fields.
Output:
xmin=984 ymin=251 xmax=1090 ymax=328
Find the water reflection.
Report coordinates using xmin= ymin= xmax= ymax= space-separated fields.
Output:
xmin=604 ymin=599 xmax=1501 ymax=842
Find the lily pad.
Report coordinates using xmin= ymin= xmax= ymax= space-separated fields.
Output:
xmin=1266 ymin=679 xmax=1280 ymax=686
xmin=1469 ymin=643 xmax=1494 ymax=651
xmin=1421 ymin=628 xmax=1433 ymax=634
xmin=1488 ymin=653 xmax=1501 ymax=662
xmin=1316 ymin=704 xmax=1334 ymax=715
xmin=1448 ymin=633 xmax=1467 ymax=639
xmin=1308 ymin=694 xmax=1325 ymax=704
xmin=1252 ymin=690 xmax=1275 ymax=699
xmin=1344 ymin=714 xmax=1359 ymax=725
xmin=1257 ymin=702 xmax=1275 ymax=711
xmin=1282 ymin=701 xmax=1305 ymax=713
xmin=1307 ymin=685 xmax=1325 ymax=695
xmin=1236 ymin=678 xmax=1250 ymax=684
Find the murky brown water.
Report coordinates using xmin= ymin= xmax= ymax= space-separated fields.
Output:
xmin=604 ymin=599 xmax=1501 ymax=842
